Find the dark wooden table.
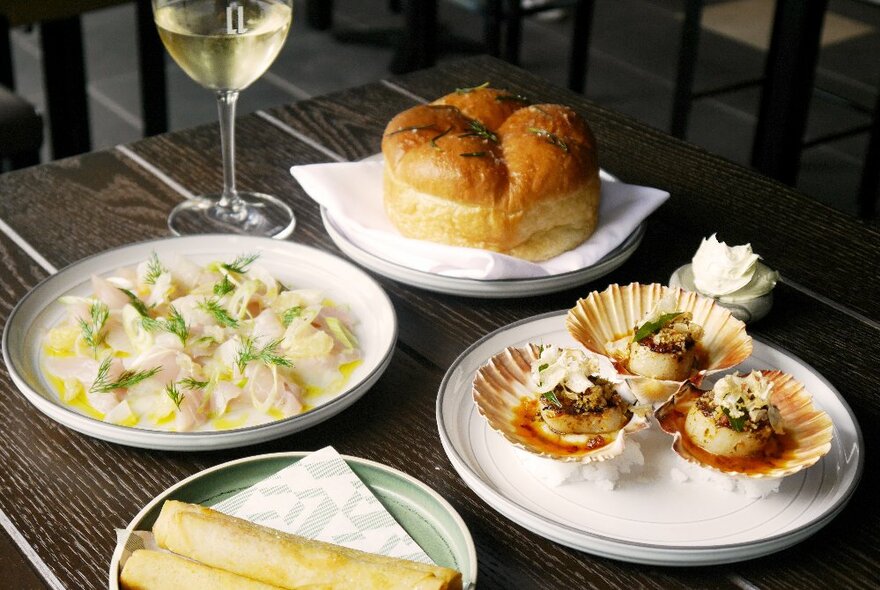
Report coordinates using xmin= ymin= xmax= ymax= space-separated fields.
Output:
xmin=0 ymin=55 xmax=878 ymax=589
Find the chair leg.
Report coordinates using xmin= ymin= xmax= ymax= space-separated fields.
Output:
xmin=670 ymin=0 xmax=703 ymax=139
xmin=1 ymin=15 xmax=14 ymax=89
xmin=40 ymin=16 xmax=91 ymax=159
xmin=391 ymin=0 xmax=437 ymax=74
xmin=751 ymin=0 xmax=827 ymax=185
xmin=503 ymin=0 xmax=523 ymax=65
xmin=9 ymin=150 xmax=40 ymax=170
xmin=306 ymin=0 xmax=333 ymax=30
xmin=567 ymin=0 xmax=595 ymax=93
xmin=136 ymin=0 xmax=168 ymax=137
xmin=484 ymin=0 xmax=503 ymax=57
xmin=857 ymin=87 xmax=880 ymax=218
xmin=411 ymin=0 xmax=438 ymax=70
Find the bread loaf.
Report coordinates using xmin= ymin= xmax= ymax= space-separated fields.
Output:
xmin=381 ymin=86 xmax=600 ymax=261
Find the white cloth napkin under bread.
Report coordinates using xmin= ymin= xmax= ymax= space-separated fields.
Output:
xmin=292 ymin=158 xmax=669 ymax=280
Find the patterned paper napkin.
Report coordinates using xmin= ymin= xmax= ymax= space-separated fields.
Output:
xmin=212 ymin=446 xmax=432 ymax=563
xmin=118 ymin=446 xmax=432 ymax=568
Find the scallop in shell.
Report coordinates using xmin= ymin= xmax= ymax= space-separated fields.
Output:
xmin=655 ymin=371 xmax=833 ymax=478
xmin=472 ymin=344 xmax=648 ymax=462
xmin=566 ymin=283 xmax=752 ymax=404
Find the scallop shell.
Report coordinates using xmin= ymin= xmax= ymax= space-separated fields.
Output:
xmin=654 ymin=371 xmax=833 ymax=478
xmin=472 ymin=344 xmax=649 ymax=463
xmin=566 ymin=283 xmax=753 ymax=404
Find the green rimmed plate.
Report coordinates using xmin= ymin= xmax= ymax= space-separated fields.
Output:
xmin=108 ymin=452 xmax=476 ymax=589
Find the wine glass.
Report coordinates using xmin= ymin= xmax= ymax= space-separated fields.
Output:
xmin=153 ymin=0 xmax=295 ymax=238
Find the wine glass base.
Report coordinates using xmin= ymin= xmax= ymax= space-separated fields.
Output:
xmin=168 ymin=192 xmax=295 ymax=239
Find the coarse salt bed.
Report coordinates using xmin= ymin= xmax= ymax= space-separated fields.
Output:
xmin=670 ymin=456 xmax=782 ymax=498
xmin=514 ymin=440 xmax=644 ymax=490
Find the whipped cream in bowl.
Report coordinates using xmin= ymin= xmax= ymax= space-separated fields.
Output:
xmin=670 ymin=234 xmax=779 ymax=323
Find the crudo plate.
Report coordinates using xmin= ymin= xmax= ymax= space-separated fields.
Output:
xmin=2 ymin=235 xmax=397 ymax=451
xmin=436 ymin=311 xmax=863 ymax=565
xmin=108 ymin=452 xmax=477 ymax=589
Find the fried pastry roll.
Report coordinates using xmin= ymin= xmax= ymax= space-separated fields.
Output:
xmin=120 ymin=549 xmax=288 ymax=590
xmin=153 ymin=501 xmax=462 ymax=590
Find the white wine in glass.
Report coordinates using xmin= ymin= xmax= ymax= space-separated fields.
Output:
xmin=153 ymin=0 xmax=295 ymax=238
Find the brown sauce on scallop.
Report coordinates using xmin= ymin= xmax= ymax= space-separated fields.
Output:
xmin=512 ymin=398 xmax=609 ymax=456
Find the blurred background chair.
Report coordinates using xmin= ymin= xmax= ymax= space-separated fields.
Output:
xmin=306 ymin=0 xmax=595 ymax=92
xmin=0 ymin=84 xmax=43 ymax=171
xmin=448 ymin=0 xmax=595 ymax=92
xmin=671 ymin=0 xmax=878 ymax=217
xmin=0 ymin=0 xmax=166 ymax=160
xmin=4 ymin=0 xmax=875 ymax=217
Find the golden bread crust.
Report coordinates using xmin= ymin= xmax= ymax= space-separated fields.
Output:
xmin=381 ymin=88 xmax=600 ymax=261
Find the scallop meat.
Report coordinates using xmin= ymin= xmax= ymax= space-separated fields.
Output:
xmin=472 ymin=343 xmax=648 ymax=463
xmin=566 ymin=282 xmax=753 ymax=404
xmin=654 ymin=370 xmax=833 ymax=478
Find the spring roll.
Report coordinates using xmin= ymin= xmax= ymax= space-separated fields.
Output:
xmin=153 ymin=500 xmax=462 ymax=590
xmin=119 ymin=549 xmax=288 ymax=590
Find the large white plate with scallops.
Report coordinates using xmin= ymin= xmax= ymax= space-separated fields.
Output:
xmin=2 ymin=236 xmax=397 ymax=451
xmin=436 ymin=311 xmax=863 ymax=565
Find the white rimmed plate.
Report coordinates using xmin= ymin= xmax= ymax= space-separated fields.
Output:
xmin=2 ymin=236 xmax=397 ymax=451
xmin=437 ymin=311 xmax=863 ymax=565
xmin=323 ymin=208 xmax=645 ymax=298
xmin=108 ymin=452 xmax=477 ymax=589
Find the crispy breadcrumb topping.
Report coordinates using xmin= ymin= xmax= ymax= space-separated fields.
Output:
xmin=532 ymin=346 xmax=619 ymax=413
xmin=698 ymin=371 xmax=783 ymax=433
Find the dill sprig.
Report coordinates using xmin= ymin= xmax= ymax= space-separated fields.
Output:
xmin=164 ymin=382 xmax=185 ymax=409
xmin=119 ymin=288 xmax=159 ymax=331
xmin=144 ymin=252 xmax=167 ymax=285
xmin=527 ymin=127 xmax=568 ymax=152
xmin=160 ymin=306 xmax=188 ymax=345
xmin=179 ymin=377 xmax=209 ymax=390
xmin=459 ymin=120 xmax=498 ymax=143
xmin=386 ymin=124 xmax=436 ymax=137
xmin=119 ymin=288 xmax=151 ymax=317
xmin=213 ymin=274 xmax=234 ymax=297
xmin=235 ymin=337 xmax=293 ymax=373
xmin=455 ymin=81 xmax=489 ymax=94
xmin=90 ymin=356 xmax=160 ymax=394
xmin=166 ymin=377 xmax=209 ymax=410
xmin=459 ymin=151 xmax=488 ymax=158
xmin=430 ymin=126 xmax=452 ymax=151
xmin=281 ymin=306 xmax=304 ymax=328
xmin=78 ymin=300 xmax=109 ymax=355
xmin=198 ymin=298 xmax=239 ymax=328
xmin=221 ymin=253 xmax=259 ymax=275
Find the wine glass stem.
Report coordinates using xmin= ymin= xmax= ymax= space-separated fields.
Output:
xmin=216 ymin=90 xmax=240 ymax=209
